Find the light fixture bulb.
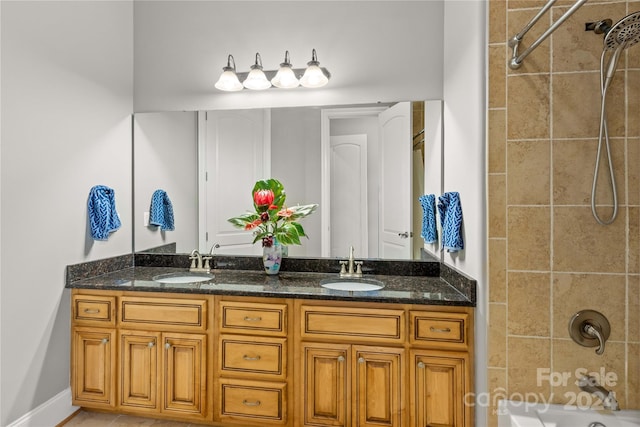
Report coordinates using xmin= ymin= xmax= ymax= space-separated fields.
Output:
xmin=300 ymin=49 xmax=329 ymax=88
xmin=243 ymin=53 xmax=272 ymax=90
xmin=214 ymin=54 xmax=243 ymax=92
xmin=271 ymin=51 xmax=300 ymax=89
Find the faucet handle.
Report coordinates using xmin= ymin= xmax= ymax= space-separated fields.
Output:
xmin=202 ymin=256 xmax=212 ymax=271
xmin=354 ymin=261 xmax=363 ymax=275
xmin=339 ymin=260 xmax=348 ymax=275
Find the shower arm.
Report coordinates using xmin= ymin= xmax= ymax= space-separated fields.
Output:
xmin=509 ymin=0 xmax=588 ymax=69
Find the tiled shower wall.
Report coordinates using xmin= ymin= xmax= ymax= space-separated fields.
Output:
xmin=488 ymin=0 xmax=640 ymax=425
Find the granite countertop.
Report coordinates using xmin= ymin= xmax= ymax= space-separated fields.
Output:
xmin=67 ymin=266 xmax=474 ymax=306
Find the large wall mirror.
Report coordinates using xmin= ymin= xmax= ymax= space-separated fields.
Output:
xmin=133 ymin=100 xmax=443 ymax=261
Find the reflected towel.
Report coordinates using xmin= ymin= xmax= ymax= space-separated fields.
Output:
xmin=419 ymin=194 xmax=438 ymax=244
xmin=149 ymin=189 xmax=175 ymax=231
xmin=87 ymin=185 xmax=121 ymax=240
xmin=437 ymin=192 xmax=464 ymax=252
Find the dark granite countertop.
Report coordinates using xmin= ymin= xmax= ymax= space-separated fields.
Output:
xmin=66 ymin=266 xmax=474 ymax=306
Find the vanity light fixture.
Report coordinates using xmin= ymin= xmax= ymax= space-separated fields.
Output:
xmin=213 ymin=54 xmax=243 ymax=92
xmin=214 ymin=49 xmax=331 ymax=91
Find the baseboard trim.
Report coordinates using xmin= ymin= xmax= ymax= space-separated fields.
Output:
xmin=7 ymin=388 xmax=80 ymax=427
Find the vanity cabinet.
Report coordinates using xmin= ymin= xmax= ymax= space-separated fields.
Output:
xmin=217 ymin=298 xmax=290 ymax=426
xmin=70 ymin=289 xmax=473 ymax=427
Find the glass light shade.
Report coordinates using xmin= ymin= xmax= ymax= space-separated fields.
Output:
xmin=243 ymin=68 xmax=272 ymax=90
xmin=300 ymin=64 xmax=328 ymax=88
xmin=214 ymin=69 xmax=243 ymax=91
xmin=271 ymin=65 xmax=299 ymax=88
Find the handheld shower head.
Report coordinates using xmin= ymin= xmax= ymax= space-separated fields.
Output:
xmin=604 ymin=11 xmax=640 ymax=51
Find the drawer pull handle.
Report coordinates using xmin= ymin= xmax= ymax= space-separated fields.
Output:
xmin=243 ymin=355 xmax=261 ymax=361
xmin=418 ymin=361 xmax=426 ymax=369
xmin=243 ymin=316 xmax=262 ymax=322
xmin=337 ymin=355 xmax=345 ymax=363
xmin=430 ymin=326 xmax=452 ymax=333
xmin=101 ymin=338 xmax=109 ymax=344
xmin=243 ymin=399 xmax=261 ymax=407
xmin=83 ymin=308 xmax=100 ymax=314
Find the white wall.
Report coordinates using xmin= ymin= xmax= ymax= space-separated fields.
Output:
xmin=134 ymin=1 xmax=444 ymax=112
xmin=134 ymin=112 xmax=198 ymax=253
xmin=0 ymin=2 xmax=133 ymax=425
xmin=442 ymin=1 xmax=488 ymax=426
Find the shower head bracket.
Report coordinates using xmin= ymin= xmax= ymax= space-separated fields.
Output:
xmin=585 ymin=19 xmax=612 ymax=34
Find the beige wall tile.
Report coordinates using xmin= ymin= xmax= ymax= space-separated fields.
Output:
xmin=551 ymin=339 xmax=627 ymax=406
xmin=553 ymin=138 xmax=626 ymax=206
xmin=508 ymin=337 xmax=551 ymax=400
xmin=489 ymin=109 xmax=507 ymax=173
xmin=628 ymin=70 xmax=640 ymax=137
xmin=508 ymin=0 xmax=549 ymax=11
xmin=488 ymin=367 xmax=507 ymax=427
xmin=552 ymin=273 xmax=627 ymax=341
xmin=508 ymin=272 xmax=550 ymax=336
xmin=553 ymin=207 xmax=627 ymax=273
xmin=629 ymin=138 xmax=640 ymax=206
xmin=490 ymin=303 xmax=508 ymax=367
xmin=553 ymin=72 xmax=626 ymax=139
xmin=489 ymin=0 xmax=507 ymax=44
xmin=507 ymin=74 xmax=550 ymax=140
xmin=490 ymin=45 xmax=507 ymax=109
xmin=490 ymin=174 xmax=507 ymax=238
xmin=552 ymin=2 xmax=627 ymax=73
xmin=628 ymin=343 xmax=640 ymax=408
xmin=629 ymin=275 xmax=640 ymax=342
xmin=490 ymin=238 xmax=507 ymax=303
xmin=630 ymin=208 xmax=640 ymax=274
xmin=507 ymin=140 xmax=550 ymax=205
xmin=508 ymin=207 xmax=551 ymax=271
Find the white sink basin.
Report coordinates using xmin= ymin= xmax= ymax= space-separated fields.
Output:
xmin=320 ymin=278 xmax=384 ymax=292
xmin=152 ymin=272 xmax=214 ymax=284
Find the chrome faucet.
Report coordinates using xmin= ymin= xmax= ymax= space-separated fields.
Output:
xmin=189 ymin=249 xmax=211 ymax=273
xmin=339 ymin=246 xmax=363 ymax=278
xmin=578 ymin=375 xmax=619 ymax=411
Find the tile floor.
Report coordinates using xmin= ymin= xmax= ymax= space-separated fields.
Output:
xmin=62 ymin=410 xmax=200 ymax=427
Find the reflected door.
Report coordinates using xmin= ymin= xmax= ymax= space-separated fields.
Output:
xmin=202 ymin=109 xmax=270 ymax=254
xmin=329 ymin=134 xmax=368 ymax=258
xmin=378 ymin=102 xmax=412 ymax=259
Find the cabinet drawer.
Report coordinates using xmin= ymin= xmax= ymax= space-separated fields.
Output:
xmin=72 ymin=295 xmax=116 ymax=326
xmin=301 ymin=305 xmax=405 ymax=343
xmin=220 ymin=379 xmax=286 ymax=424
xmin=120 ymin=297 xmax=207 ymax=331
xmin=220 ymin=301 xmax=287 ymax=336
xmin=220 ymin=335 xmax=286 ymax=380
xmin=410 ymin=311 xmax=468 ymax=350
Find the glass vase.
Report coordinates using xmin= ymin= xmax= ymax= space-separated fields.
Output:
xmin=262 ymin=241 xmax=283 ymax=275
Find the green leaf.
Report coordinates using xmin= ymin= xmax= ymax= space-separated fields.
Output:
xmin=227 ymin=212 xmax=259 ymax=229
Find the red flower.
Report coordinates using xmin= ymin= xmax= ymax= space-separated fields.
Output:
xmin=277 ymin=207 xmax=294 ymax=218
xmin=244 ymin=219 xmax=262 ymax=230
xmin=254 ymin=189 xmax=274 ymax=207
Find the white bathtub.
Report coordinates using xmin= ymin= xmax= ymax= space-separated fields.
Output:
xmin=498 ymin=400 xmax=640 ymax=427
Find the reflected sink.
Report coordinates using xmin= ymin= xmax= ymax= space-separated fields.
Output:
xmin=320 ymin=278 xmax=384 ymax=292
xmin=152 ymin=272 xmax=214 ymax=284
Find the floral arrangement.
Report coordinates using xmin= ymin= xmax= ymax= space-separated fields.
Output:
xmin=228 ymin=179 xmax=318 ymax=247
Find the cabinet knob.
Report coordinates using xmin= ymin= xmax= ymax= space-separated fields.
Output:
xmin=243 ymin=355 xmax=261 ymax=361
xmin=337 ymin=355 xmax=345 ymax=363
xmin=242 ymin=400 xmax=261 ymax=407
xmin=358 ymin=357 xmax=365 ymax=364
xmin=148 ymin=341 xmax=155 ymax=348
xmin=417 ymin=361 xmax=426 ymax=369
xmin=101 ymin=338 xmax=109 ymax=344
xmin=165 ymin=342 xmax=171 ymax=350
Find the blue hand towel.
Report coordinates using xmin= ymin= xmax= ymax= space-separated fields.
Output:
xmin=419 ymin=194 xmax=438 ymax=244
xmin=149 ymin=189 xmax=175 ymax=231
xmin=87 ymin=185 xmax=121 ymax=240
xmin=437 ymin=192 xmax=464 ymax=252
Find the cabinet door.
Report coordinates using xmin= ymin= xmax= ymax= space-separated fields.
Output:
xmin=410 ymin=350 xmax=469 ymax=427
xmin=302 ymin=343 xmax=351 ymax=427
xmin=354 ymin=346 xmax=405 ymax=427
xmin=162 ymin=332 xmax=207 ymax=418
xmin=71 ymin=327 xmax=116 ymax=408
xmin=120 ymin=331 xmax=161 ymax=411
